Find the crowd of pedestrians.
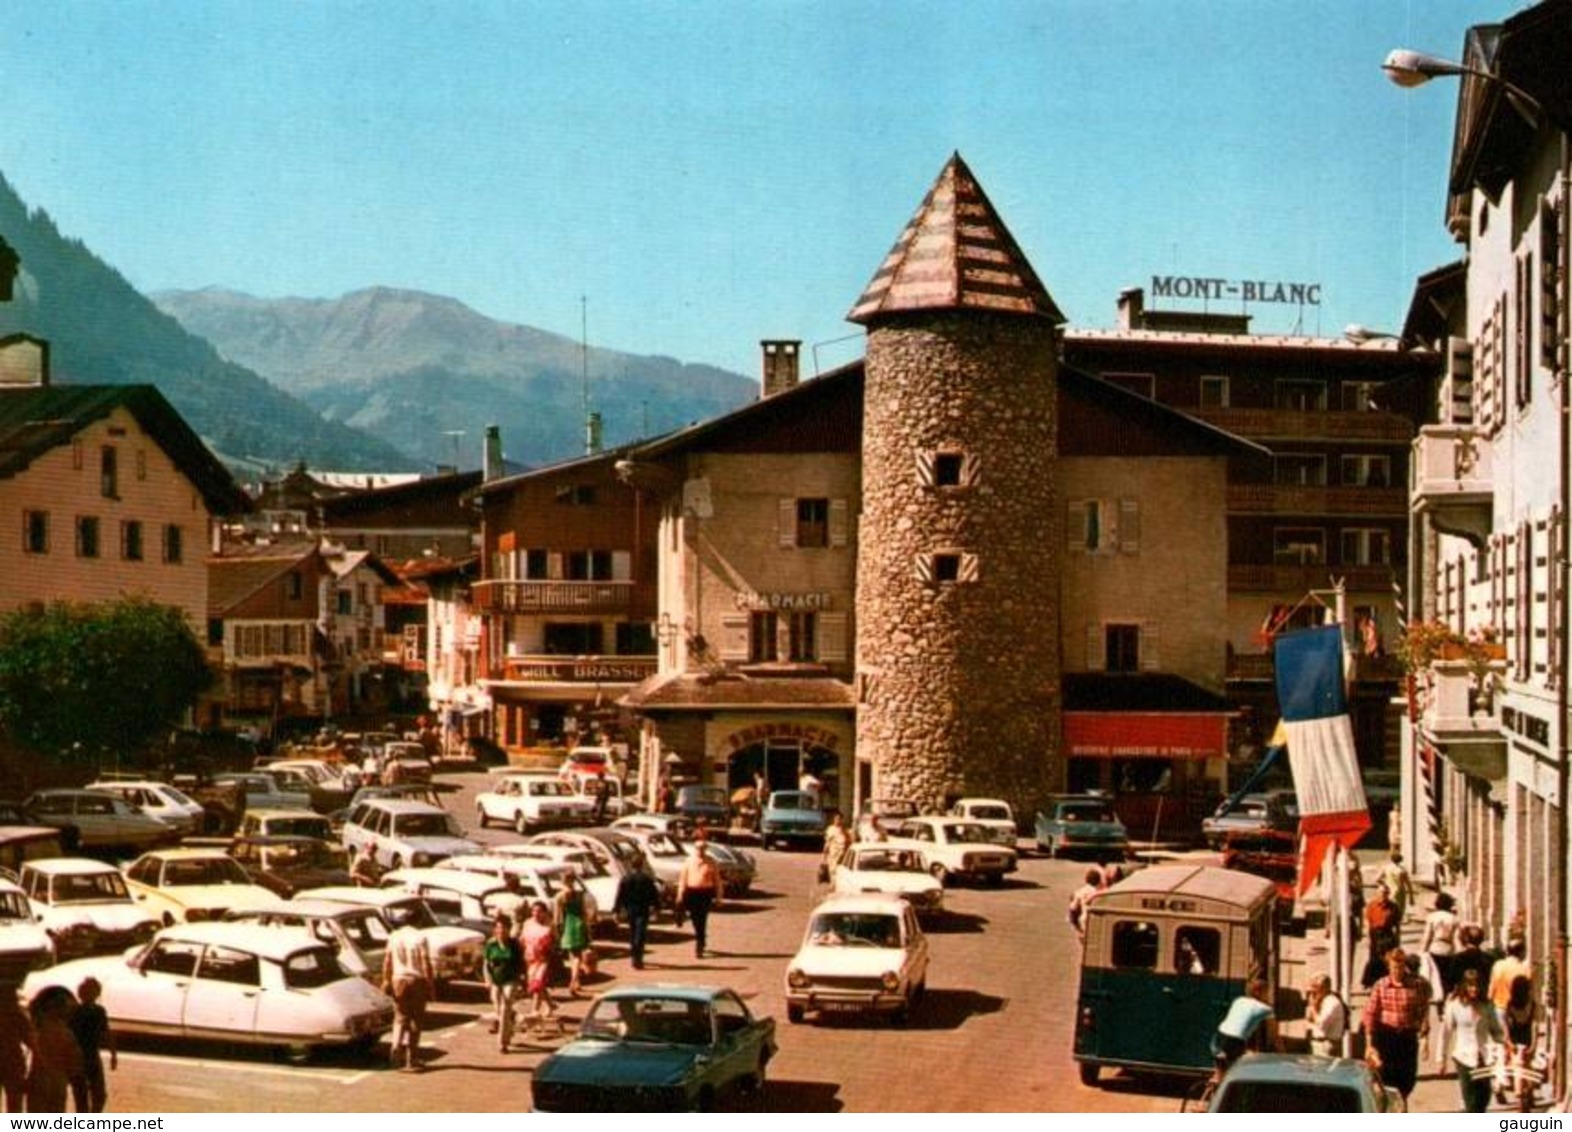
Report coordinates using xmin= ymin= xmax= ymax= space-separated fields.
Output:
xmin=0 ymin=978 xmax=117 ymax=1114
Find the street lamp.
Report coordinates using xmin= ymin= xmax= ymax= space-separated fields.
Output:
xmin=1382 ymin=48 xmax=1543 ymax=126
xmin=1343 ymin=324 xmax=1399 ymax=346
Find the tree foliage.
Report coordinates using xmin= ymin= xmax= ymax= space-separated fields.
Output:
xmin=0 ymin=598 xmax=213 ymax=766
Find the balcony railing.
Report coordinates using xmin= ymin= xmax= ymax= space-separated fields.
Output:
xmin=490 ymin=654 xmax=658 ymax=684
xmin=472 ymin=579 xmax=652 ymax=615
xmin=1228 ymin=649 xmax=1404 ymax=682
xmin=1226 ymin=483 xmax=1408 ymax=516
xmin=1227 ymin=563 xmax=1398 ymax=593
xmin=1412 ymin=425 xmax=1493 ymax=547
xmin=1190 ymin=406 xmax=1414 ymax=443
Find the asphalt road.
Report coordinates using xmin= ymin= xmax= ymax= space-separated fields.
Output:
xmin=90 ymin=770 xmax=1185 ymax=1113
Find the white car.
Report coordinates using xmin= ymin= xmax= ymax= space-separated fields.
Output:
xmin=610 ymin=812 xmax=698 ymax=840
xmin=294 ymin=886 xmax=485 ymax=989
xmin=19 ymin=858 xmax=159 ymax=958
xmin=341 ymin=798 xmax=480 ymax=870
xmin=785 ymin=893 xmax=929 ymax=1025
xmin=475 ymin=775 xmax=595 ymax=835
xmin=485 ymin=843 xmax=618 ymax=923
xmin=568 ymin=775 xmax=637 ymax=819
xmin=380 ymin=866 xmax=533 ymax=933
xmin=212 ymin=772 xmax=312 ymax=813
xmin=946 ymin=798 xmax=1019 ymax=847
xmin=886 ymin=817 xmax=1018 ymax=886
xmin=434 ymin=855 xmax=593 ymax=916
xmin=123 ymin=848 xmax=280 ymax=925
xmin=831 ymin=844 xmax=944 ymax=918
xmin=21 ymin=922 xmax=394 ymax=1056
xmin=239 ymin=808 xmax=335 ymax=843
xmin=0 ymin=875 xmax=54 ymax=981
xmin=88 ymin=780 xmax=208 ymax=835
xmin=226 ymin=898 xmax=391 ymax=982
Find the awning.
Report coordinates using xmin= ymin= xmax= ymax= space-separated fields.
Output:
xmin=1064 ymin=713 xmax=1228 ymax=760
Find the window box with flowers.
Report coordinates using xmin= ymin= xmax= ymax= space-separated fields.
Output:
xmin=1397 ymin=621 xmax=1506 ymax=717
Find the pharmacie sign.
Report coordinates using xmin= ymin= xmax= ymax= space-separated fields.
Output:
xmin=1152 ymin=276 xmax=1321 ymax=305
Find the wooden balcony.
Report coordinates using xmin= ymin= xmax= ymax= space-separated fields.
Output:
xmin=1412 ymin=425 xmax=1493 ymax=547
xmin=1227 ymin=563 xmax=1398 ymax=593
xmin=1226 ymin=483 xmax=1408 ymax=516
xmin=1190 ymin=406 xmax=1414 ymax=443
xmin=472 ymin=579 xmax=653 ymax=616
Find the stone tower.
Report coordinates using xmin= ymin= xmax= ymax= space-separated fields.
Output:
xmin=851 ymin=153 xmax=1063 ymax=817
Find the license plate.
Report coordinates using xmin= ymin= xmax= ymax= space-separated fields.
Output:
xmin=822 ymin=1001 xmax=866 ymax=1013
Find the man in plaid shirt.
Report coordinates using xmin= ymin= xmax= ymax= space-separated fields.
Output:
xmin=1363 ymin=947 xmax=1431 ymax=1107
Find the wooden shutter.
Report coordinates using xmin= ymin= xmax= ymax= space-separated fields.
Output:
xmin=719 ymin=614 xmax=749 ymax=662
xmin=1119 ymin=499 xmax=1141 ymax=554
xmin=546 ymin=552 xmax=563 ymax=580
xmin=915 ymin=451 xmax=937 ymax=488
xmin=915 ymin=554 xmax=935 ymax=584
xmin=1139 ymin=623 xmax=1161 ymax=671
xmin=1068 ymin=501 xmax=1087 ymax=554
xmin=958 ymin=553 xmax=981 ymax=583
xmin=829 ymin=499 xmax=849 ymax=547
xmin=1544 ymin=197 xmax=1565 ymax=372
xmin=960 ymin=453 xmax=982 ymax=486
xmin=611 ymin=550 xmax=632 ymax=581
xmin=778 ymin=498 xmax=797 ymax=548
xmin=818 ymin=612 xmax=848 ymax=662
xmin=1086 ymin=624 xmax=1103 ymax=670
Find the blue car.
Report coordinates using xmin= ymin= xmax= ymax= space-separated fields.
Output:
xmin=531 ymin=984 xmax=776 ymax=1112
xmin=759 ymin=791 xmax=826 ymax=849
xmin=1034 ymin=794 xmax=1129 ymax=859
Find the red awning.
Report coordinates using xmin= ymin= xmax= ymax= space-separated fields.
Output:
xmin=1063 ymin=713 xmax=1228 ymax=759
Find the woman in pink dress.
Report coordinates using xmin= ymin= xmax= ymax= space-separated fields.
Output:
xmin=520 ymin=901 xmax=560 ymax=1033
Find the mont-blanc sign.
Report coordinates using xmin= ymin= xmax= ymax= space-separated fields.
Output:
xmin=1152 ymin=276 xmax=1321 ymax=305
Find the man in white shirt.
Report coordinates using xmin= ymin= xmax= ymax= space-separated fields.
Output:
xmin=382 ymin=925 xmax=434 ymax=1071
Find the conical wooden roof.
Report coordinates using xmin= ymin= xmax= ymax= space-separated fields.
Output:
xmin=849 ymin=153 xmax=1063 ymax=325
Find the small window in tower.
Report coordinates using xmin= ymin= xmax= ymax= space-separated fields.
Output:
xmin=933 ymin=554 xmax=961 ymax=583
xmin=934 ymin=453 xmax=964 ymax=487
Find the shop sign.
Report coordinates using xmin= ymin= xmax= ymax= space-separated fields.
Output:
xmin=1151 ymin=276 xmax=1321 ymax=305
xmin=724 ymin=722 xmax=842 ymax=752
xmin=733 ymin=591 xmax=834 ymax=611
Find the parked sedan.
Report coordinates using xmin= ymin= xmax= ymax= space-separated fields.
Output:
xmin=228 ymin=836 xmax=353 ymax=898
xmin=1034 ymin=795 xmax=1130 ymax=860
xmin=1201 ymin=792 xmax=1295 ymax=849
xmin=20 ymin=922 xmax=394 ymax=1057
xmin=947 ymin=798 xmax=1018 ymax=847
xmin=87 ymin=780 xmax=207 ymax=836
xmin=785 ymin=893 xmax=929 ymax=1025
xmin=886 ymin=817 xmax=1018 ymax=886
xmin=19 ymin=858 xmax=159 ymax=958
xmin=674 ymin=785 xmax=731 ymax=832
xmin=24 ymin=790 xmax=175 ymax=854
xmin=532 ymin=985 xmax=775 ymax=1112
xmin=830 ymin=845 xmax=944 ymax=918
xmin=1207 ymin=1053 xmax=1398 ymax=1112
xmin=294 ymin=886 xmax=485 ymax=989
xmin=212 ymin=772 xmax=312 ymax=813
xmin=0 ymin=875 xmax=54 ymax=981
xmin=227 ymin=899 xmax=391 ymax=982
xmin=123 ymin=848 xmax=279 ymax=925
xmin=759 ymin=791 xmax=826 ymax=849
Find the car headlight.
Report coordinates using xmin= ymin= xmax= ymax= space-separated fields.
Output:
xmin=788 ymin=969 xmax=810 ymax=989
xmin=880 ymin=971 xmax=900 ymax=991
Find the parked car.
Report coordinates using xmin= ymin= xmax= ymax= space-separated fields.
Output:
xmin=568 ymin=775 xmax=637 ymax=819
xmin=123 ymin=847 xmax=279 ymax=925
xmin=758 ymin=791 xmax=826 ymax=849
xmin=830 ymin=844 xmax=944 ymax=918
xmin=381 ymin=741 xmax=434 ymax=782
xmin=228 ymin=835 xmax=353 ymax=898
xmin=1201 ymin=792 xmax=1296 ymax=849
xmin=24 ymin=790 xmax=175 ymax=854
xmin=1207 ymin=1053 xmax=1397 ymax=1112
xmin=946 ymin=798 xmax=1018 ymax=846
xmin=531 ymin=984 xmax=775 ymax=1112
xmin=529 ymin=828 xmax=674 ymax=916
xmin=559 ymin=745 xmax=624 ymax=783
xmin=19 ymin=858 xmax=159 ymax=959
xmin=487 ymin=842 xmax=620 ymax=922
xmin=611 ymin=812 xmax=698 ymax=841
xmin=855 ymin=798 xmax=919 ymax=842
xmin=226 ymin=898 xmax=391 ymax=982
xmin=294 ymin=885 xmax=485 ymax=989
xmin=434 ymin=855 xmax=589 ymax=916
xmin=674 ymin=785 xmax=732 ymax=831
xmin=239 ymin=808 xmax=335 ymax=843
xmin=609 ymin=827 xmax=689 ymax=891
xmin=379 ymin=867 xmax=533 ymax=934
xmin=785 ymin=893 xmax=929 ymax=1025
xmin=20 ymin=922 xmax=395 ymax=1057
xmin=698 ymin=842 xmax=758 ymax=898
xmin=0 ymin=825 xmax=69 ymax=875
xmin=886 ymin=817 xmax=1018 ymax=886
xmin=340 ymin=798 xmax=480 ymax=871
xmin=0 ymin=874 xmax=55 ymax=981
xmin=474 ymin=774 xmax=596 ymax=834
xmin=1034 ymin=794 xmax=1130 ymax=860
xmin=212 ymin=772 xmax=312 ymax=813
xmin=87 ymin=779 xmax=207 ymax=835
xmin=263 ymin=759 xmax=356 ymax=814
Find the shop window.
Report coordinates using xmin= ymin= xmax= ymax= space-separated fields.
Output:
xmin=1111 ymin=920 xmax=1160 ymax=970
xmin=1114 ymin=760 xmax=1173 ymax=794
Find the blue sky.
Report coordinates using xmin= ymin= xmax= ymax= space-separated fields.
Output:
xmin=3 ymin=1 xmax=1507 ymax=381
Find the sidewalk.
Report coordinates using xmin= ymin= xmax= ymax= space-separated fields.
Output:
xmin=1279 ymin=860 xmax=1540 ymax=1115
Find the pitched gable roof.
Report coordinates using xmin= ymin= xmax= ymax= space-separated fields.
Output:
xmin=849 ymin=153 xmax=1064 ymax=326
xmin=0 ymin=383 xmax=248 ymax=514
xmin=207 ymin=542 xmax=321 ymax=616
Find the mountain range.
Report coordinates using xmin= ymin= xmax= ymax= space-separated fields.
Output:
xmin=151 ymin=286 xmax=759 ymax=470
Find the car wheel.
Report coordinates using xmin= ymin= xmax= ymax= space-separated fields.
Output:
xmin=891 ymin=998 xmax=910 ymax=1027
xmin=929 ymin=863 xmax=949 ymax=886
xmin=281 ymin=1043 xmax=315 ymax=1066
xmin=1079 ymin=1062 xmax=1100 ymax=1087
xmin=984 ymin=872 xmax=1004 ymax=887
xmin=515 ymin=812 xmax=530 ymax=836
xmin=391 ymin=855 xmax=404 ymax=871
xmin=786 ymin=1004 xmax=805 ymax=1024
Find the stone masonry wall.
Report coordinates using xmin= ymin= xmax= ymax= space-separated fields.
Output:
xmin=856 ymin=312 xmax=1061 ymax=817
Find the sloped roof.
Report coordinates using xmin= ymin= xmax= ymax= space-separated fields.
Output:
xmin=849 ymin=152 xmax=1063 ymax=326
xmin=208 ymin=542 xmax=319 ymax=615
xmin=621 ymin=671 xmax=856 ymax=712
xmin=1062 ymin=673 xmax=1236 ymax=713
xmin=0 ymin=383 xmax=249 ymax=514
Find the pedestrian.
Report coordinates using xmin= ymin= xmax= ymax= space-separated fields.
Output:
xmin=1210 ymin=976 xmax=1280 ymax=1075
xmin=1436 ymin=968 xmax=1503 ymax=1113
xmin=1502 ymin=975 xmax=1541 ymax=1112
xmin=1489 ymin=935 xmax=1532 ymax=1010
xmin=593 ymin=776 xmax=612 ymax=824
xmin=821 ymin=812 xmax=851 ymax=884
xmin=381 ymin=921 xmax=434 ymax=1071
xmin=1304 ymin=974 xmax=1348 ymax=1057
xmin=67 ymin=978 xmax=114 ymax=1113
xmin=1451 ymin=924 xmax=1496 ymax=992
xmin=1378 ymin=850 xmax=1416 ymax=923
xmin=1363 ymin=947 xmax=1432 ymax=1109
xmin=863 ymin=814 xmax=888 ymax=843
xmin=655 ymin=773 xmax=676 ymax=815
xmin=25 ymin=986 xmax=83 ymax=1114
xmin=482 ymin=917 xmax=522 ymax=1052
xmin=613 ymin=854 xmax=662 ymax=970
xmin=1346 ymin=853 xmax=1366 ymax=940
xmin=0 ymin=990 xmax=32 ymax=1113
xmin=1421 ymin=892 xmax=1461 ymax=1001
xmin=1362 ymin=883 xmax=1401 ymax=988
xmin=1068 ymin=867 xmax=1102 ymax=944
xmin=553 ymin=873 xmax=593 ymax=996
xmin=351 ymin=842 xmax=379 ymax=887
xmin=520 ymin=901 xmax=560 ymax=1034
xmin=676 ymin=841 xmax=723 ymax=959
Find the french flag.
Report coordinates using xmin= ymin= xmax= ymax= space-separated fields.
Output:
xmin=1274 ymin=624 xmax=1372 ymax=894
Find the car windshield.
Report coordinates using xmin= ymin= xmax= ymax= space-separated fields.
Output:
xmin=1215 ymin=1083 xmax=1365 ymax=1113
xmin=1061 ymin=803 xmax=1115 ymax=823
xmin=339 ymin=910 xmax=392 ymax=948
xmin=940 ymin=823 xmax=994 ymax=843
xmin=50 ymin=871 xmax=131 ymax=903
xmin=163 ymin=857 xmax=252 ymax=886
xmin=158 ymin=786 xmax=197 ymax=806
xmin=808 ymin=912 xmax=902 ymax=948
xmin=265 ymin=817 xmax=332 ymax=840
xmin=581 ymin=996 xmax=713 ymax=1046
xmin=642 ymin=834 xmax=682 ymax=857
xmin=527 ymin=781 xmax=570 ymax=797
xmin=850 ymin=849 xmax=924 ymax=874
xmin=682 ymin=787 xmax=727 ymax=806
xmin=380 ymin=898 xmax=438 ymax=930
xmin=969 ymin=804 xmax=1011 ymax=821
xmin=282 ymin=764 xmax=330 ymax=785
xmin=770 ymin=792 xmax=817 ymax=811
xmin=394 ymin=812 xmax=463 ymax=838
xmin=281 ymin=946 xmax=347 ymax=989
xmin=0 ymin=892 xmax=29 ymax=919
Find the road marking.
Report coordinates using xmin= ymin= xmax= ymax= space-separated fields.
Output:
xmin=118 ymin=1051 xmax=365 ymax=1086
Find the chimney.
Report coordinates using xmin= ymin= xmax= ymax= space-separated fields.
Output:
xmin=584 ymin=411 xmax=603 ymax=456
xmin=761 ymin=339 xmax=801 ymax=398
xmin=483 ymin=425 xmax=504 ymax=481
xmin=1116 ymin=288 xmax=1145 ymax=330
xmin=0 ymin=335 xmax=48 ymax=388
